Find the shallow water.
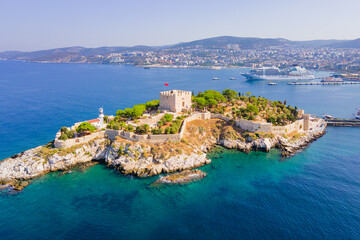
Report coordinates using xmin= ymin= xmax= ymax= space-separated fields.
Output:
xmin=0 ymin=62 xmax=360 ymax=239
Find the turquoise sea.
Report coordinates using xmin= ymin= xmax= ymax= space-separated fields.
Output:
xmin=1 ymin=62 xmax=360 ymax=239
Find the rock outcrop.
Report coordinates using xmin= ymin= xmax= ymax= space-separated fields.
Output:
xmin=217 ymin=130 xmax=325 ymax=156
xmin=105 ymin=142 xmax=211 ymax=177
xmin=0 ymin=139 xmax=107 ymax=187
xmin=218 ymin=137 xmax=277 ymax=152
xmin=278 ymin=130 xmax=326 ymax=157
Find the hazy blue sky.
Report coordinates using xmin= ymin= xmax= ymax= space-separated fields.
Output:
xmin=1 ymin=0 xmax=359 ymax=51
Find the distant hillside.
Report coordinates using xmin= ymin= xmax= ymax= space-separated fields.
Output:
xmin=1 ymin=36 xmax=360 ymax=62
xmin=293 ymin=39 xmax=344 ymax=47
xmin=0 ymin=45 xmax=156 ymax=61
xmin=328 ymin=38 xmax=360 ymax=48
xmin=173 ymin=36 xmax=291 ymax=49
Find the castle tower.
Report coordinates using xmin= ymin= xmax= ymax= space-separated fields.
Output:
xmin=159 ymin=90 xmax=192 ymax=112
xmin=99 ymin=108 xmax=104 ymax=127
xmin=303 ymin=114 xmax=310 ymax=131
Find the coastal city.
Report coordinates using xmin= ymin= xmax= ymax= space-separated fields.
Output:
xmin=108 ymin=46 xmax=360 ymax=73
xmin=1 ymin=37 xmax=360 ymax=74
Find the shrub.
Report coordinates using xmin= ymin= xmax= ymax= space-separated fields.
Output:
xmin=135 ymin=124 xmax=149 ymax=134
xmin=126 ymin=124 xmax=134 ymax=132
xmin=164 ymin=127 xmax=171 ymax=134
xmin=59 ymin=134 xmax=68 ymax=140
xmin=66 ymin=130 xmax=75 ymax=138
xmin=247 ymin=104 xmax=259 ymax=115
xmin=198 ymin=126 xmax=204 ymax=133
xmin=159 ymin=113 xmax=173 ymax=126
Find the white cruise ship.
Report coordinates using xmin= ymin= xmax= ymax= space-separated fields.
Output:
xmin=242 ymin=66 xmax=315 ymax=81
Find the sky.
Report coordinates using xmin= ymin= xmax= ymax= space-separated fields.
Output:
xmin=0 ymin=0 xmax=360 ymax=52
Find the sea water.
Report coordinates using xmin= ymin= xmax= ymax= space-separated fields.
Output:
xmin=0 ymin=62 xmax=359 ymax=239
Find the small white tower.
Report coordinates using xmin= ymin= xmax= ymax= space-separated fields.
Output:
xmin=99 ymin=108 xmax=104 ymax=127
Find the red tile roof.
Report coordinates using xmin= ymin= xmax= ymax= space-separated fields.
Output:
xmin=87 ymin=119 xmax=100 ymax=123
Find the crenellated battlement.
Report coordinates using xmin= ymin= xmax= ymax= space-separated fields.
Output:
xmin=160 ymin=90 xmax=191 ymax=97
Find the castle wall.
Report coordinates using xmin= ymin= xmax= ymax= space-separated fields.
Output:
xmin=54 ymin=131 xmax=105 ymax=149
xmin=55 ymin=111 xmax=319 ymax=149
xmin=210 ymin=113 xmax=306 ymax=134
xmin=270 ymin=119 xmax=304 ymax=135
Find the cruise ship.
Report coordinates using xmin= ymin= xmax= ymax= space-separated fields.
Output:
xmin=242 ymin=66 xmax=315 ymax=81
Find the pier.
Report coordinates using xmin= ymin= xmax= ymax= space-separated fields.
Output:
xmin=288 ymin=81 xmax=360 ymax=86
xmin=326 ymin=119 xmax=360 ymax=127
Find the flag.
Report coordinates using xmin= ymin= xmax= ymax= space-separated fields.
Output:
xmin=165 ymin=82 xmax=169 ymax=86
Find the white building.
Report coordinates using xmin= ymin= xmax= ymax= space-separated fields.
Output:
xmin=73 ymin=108 xmax=105 ymax=130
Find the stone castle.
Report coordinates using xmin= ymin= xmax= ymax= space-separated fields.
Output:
xmin=54 ymin=89 xmax=325 ymax=149
xmin=159 ymin=90 xmax=192 ymax=113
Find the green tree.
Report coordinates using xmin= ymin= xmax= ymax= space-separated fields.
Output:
xmin=245 ymin=92 xmax=252 ymax=97
xmin=193 ymin=97 xmax=206 ymax=108
xmin=145 ymin=100 xmax=159 ymax=111
xmin=76 ymin=122 xmax=96 ymax=133
xmin=132 ymin=104 xmax=146 ymax=119
xmin=222 ymin=89 xmax=237 ymax=101
xmin=116 ymin=109 xmax=126 ymax=117
xmin=207 ymin=98 xmax=218 ymax=108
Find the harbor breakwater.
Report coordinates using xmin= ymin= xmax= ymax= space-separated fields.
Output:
xmin=326 ymin=119 xmax=360 ymax=127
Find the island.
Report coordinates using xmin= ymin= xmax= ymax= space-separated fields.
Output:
xmin=0 ymin=89 xmax=326 ymax=190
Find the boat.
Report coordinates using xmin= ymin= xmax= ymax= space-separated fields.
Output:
xmin=354 ymin=109 xmax=360 ymax=119
xmin=242 ymin=65 xmax=315 ymax=81
xmin=229 ymin=77 xmax=236 ymax=80
xmin=144 ymin=67 xmax=150 ymax=69
xmin=321 ymin=76 xmax=343 ymax=83
xmin=323 ymin=114 xmax=335 ymax=120
xmin=213 ymin=77 xmax=220 ymax=80
xmin=268 ymin=81 xmax=277 ymax=85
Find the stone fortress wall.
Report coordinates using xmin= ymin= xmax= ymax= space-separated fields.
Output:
xmin=54 ymin=111 xmax=325 ymax=149
xmin=209 ymin=113 xmax=323 ymax=135
xmin=54 ymin=112 xmax=211 ymax=149
xmin=159 ymin=90 xmax=192 ymax=113
xmin=54 ymin=131 xmax=105 ymax=149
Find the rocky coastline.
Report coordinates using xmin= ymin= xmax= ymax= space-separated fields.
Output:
xmin=0 ymin=119 xmax=326 ymax=191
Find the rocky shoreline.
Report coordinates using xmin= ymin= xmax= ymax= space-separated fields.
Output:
xmin=0 ymin=119 xmax=326 ymax=191
xmin=219 ymin=130 xmax=326 ymax=157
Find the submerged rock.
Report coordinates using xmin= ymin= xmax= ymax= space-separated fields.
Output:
xmin=152 ymin=169 xmax=207 ymax=186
